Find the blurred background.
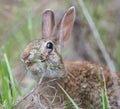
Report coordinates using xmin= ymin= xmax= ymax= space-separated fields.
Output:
xmin=0 ymin=0 xmax=120 ymax=108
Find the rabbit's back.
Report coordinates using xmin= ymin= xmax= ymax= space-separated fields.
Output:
xmin=57 ymin=61 xmax=120 ymax=109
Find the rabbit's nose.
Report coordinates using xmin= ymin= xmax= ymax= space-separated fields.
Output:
xmin=22 ymin=54 xmax=31 ymax=65
xmin=24 ymin=58 xmax=33 ymax=66
xmin=25 ymin=59 xmax=30 ymax=64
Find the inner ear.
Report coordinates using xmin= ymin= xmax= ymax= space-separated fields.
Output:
xmin=42 ymin=9 xmax=55 ymax=39
xmin=59 ymin=6 xmax=75 ymax=42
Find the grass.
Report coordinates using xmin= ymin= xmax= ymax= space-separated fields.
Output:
xmin=100 ymin=74 xmax=109 ymax=109
xmin=0 ymin=0 xmax=120 ymax=109
xmin=0 ymin=53 xmax=20 ymax=109
xmin=0 ymin=1 xmax=39 ymax=108
xmin=101 ymin=88 xmax=109 ymax=109
xmin=57 ymin=83 xmax=80 ymax=109
xmin=115 ymin=39 xmax=120 ymax=70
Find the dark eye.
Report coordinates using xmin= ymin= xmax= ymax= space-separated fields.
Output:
xmin=46 ymin=42 xmax=53 ymax=50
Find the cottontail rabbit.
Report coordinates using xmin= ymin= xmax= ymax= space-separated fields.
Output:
xmin=21 ymin=7 xmax=120 ymax=109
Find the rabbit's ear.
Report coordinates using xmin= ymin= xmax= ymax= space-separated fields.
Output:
xmin=59 ymin=6 xmax=75 ymax=42
xmin=42 ymin=10 xmax=55 ymax=38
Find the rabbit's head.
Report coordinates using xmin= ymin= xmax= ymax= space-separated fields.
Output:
xmin=21 ymin=7 xmax=75 ymax=81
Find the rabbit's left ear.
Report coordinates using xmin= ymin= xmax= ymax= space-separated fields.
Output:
xmin=59 ymin=6 xmax=75 ymax=43
xmin=42 ymin=9 xmax=55 ymax=38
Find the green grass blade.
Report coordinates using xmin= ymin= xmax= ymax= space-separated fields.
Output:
xmin=4 ymin=53 xmax=17 ymax=103
xmin=0 ymin=60 xmax=11 ymax=108
xmin=27 ymin=15 xmax=33 ymax=40
xmin=98 ymin=73 xmax=109 ymax=109
xmin=101 ymin=88 xmax=108 ymax=109
xmin=57 ymin=83 xmax=80 ymax=109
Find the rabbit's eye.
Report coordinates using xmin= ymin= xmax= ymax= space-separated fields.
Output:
xmin=46 ymin=42 xmax=53 ymax=50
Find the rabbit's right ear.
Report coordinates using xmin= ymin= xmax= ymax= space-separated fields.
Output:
xmin=59 ymin=6 xmax=75 ymax=43
xmin=42 ymin=10 xmax=55 ymax=38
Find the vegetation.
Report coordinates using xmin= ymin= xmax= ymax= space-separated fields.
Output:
xmin=0 ymin=0 xmax=119 ymax=108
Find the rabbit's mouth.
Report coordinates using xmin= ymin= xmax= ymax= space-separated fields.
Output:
xmin=39 ymin=52 xmax=50 ymax=62
xmin=27 ymin=62 xmax=65 ymax=80
xmin=40 ymin=56 xmax=48 ymax=62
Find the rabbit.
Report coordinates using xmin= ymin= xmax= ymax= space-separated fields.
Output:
xmin=20 ymin=6 xmax=120 ymax=109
